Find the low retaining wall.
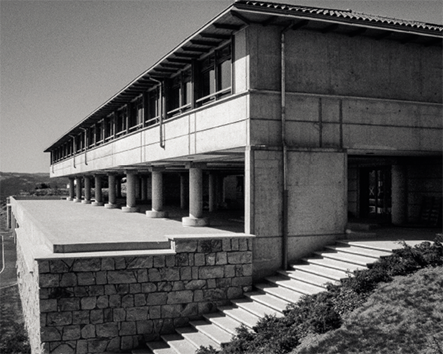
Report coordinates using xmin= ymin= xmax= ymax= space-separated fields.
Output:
xmin=14 ymin=217 xmax=253 ymax=353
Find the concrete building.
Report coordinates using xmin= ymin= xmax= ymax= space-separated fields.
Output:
xmin=9 ymin=1 xmax=442 ymax=353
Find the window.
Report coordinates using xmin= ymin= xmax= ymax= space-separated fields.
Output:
xmin=147 ymin=88 xmax=160 ymax=126
xmin=104 ymin=115 xmax=113 ymax=140
xmin=96 ymin=121 xmax=103 ymax=143
xmin=129 ymin=98 xmax=143 ymax=130
xmin=88 ymin=125 xmax=95 ymax=147
xmin=197 ymin=43 xmax=231 ymax=105
xmin=116 ymin=107 xmax=127 ymax=135
xmin=168 ymin=69 xmax=192 ymax=117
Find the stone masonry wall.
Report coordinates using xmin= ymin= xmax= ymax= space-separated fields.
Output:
xmin=35 ymin=236 xmax=253 ymax=353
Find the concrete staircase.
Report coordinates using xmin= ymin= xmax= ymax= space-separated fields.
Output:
xmin=135 ymin=239 xmax=395 ymax=354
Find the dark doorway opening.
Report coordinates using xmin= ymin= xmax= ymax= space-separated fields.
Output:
xmin=359 ymin=167 xmax=391 ymax=223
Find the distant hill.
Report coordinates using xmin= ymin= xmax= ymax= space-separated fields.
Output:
xmin=0 ymin=172 xmax=69 ymax=203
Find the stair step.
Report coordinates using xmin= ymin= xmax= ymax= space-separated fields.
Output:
xmin=244 ymin=291 xmax=290 ymax=313
xmin=305 ymin=256 xmax=365 ymax=273
xmin=277 ymin=269 xmax=333 ymax=288
xmin=315 ymin=250 xmax=375 ymax=266
xmin=160 ymin=333 xmax=197 ymax=354
xmin=291 ymin=263 xmax=348 ymax=281
xmin=331 ymin=244 xmax=392 ymax=258
xmin=203 ymin=312 xmax=244 ymax=336
xmin=341 ymin=240 xmax=405 ymax=252
xmin=146 ymin=340 xmax=176 ymax=354
xmin=176 ymin=326 xmax=220 ymax=350
xmin=232 ymin=298 xmax=284 ymax=318
xmin=218 ymin=305 xmax=260 ymax=328
xmin=255 ymin=283 xmax=304 ymax=303
xmin=189 ymin=320 xmax=233 ymax=345
xmin=265 ymin=275 xmax=325 ymax=295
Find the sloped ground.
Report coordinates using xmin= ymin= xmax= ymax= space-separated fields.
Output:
xmin=294 ymin=266 xmax=443 ymax=354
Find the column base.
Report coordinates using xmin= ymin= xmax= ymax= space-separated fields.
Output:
xmin=182 ymin=216 xmax=209 ymax=227
xmin=66 ymin=197 xmax=74 ymax=201
xmin=104 ymin=203 xmax=118 ymax=209
xmin=92 ymin=201 xmax=104 ymax=206
xmin=82 ymin=200 xmax=92 ymax=204
xmin=146 ymin=210 xmax=168 ymax=218
xmin=122 ymin=206 xmax=139 ymax=213
xmin=74 ymin=199 xmax=82 ymax=203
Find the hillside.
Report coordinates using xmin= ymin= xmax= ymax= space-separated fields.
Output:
xmin=0 ymin=172 xmax=69 ymax=204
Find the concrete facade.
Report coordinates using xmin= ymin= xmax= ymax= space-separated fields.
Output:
xmin=10 ymin=1 xmax=443 ymax=352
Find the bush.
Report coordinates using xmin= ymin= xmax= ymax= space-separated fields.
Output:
xmin=0 ymin=322 xmax=31 ymax=354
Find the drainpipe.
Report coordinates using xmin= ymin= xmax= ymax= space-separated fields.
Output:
xmin=281 ymin=24 xmax=292 ymax=271
xmin=69 ymin=135 xmax=76 ymax=168
xmin=149 ymin=77 xmax=165 ymax=148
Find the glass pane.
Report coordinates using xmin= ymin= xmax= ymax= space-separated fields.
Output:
xmin=219 ymin=59 xmax=231 ymax=91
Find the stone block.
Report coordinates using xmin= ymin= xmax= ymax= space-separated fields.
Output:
xmin=216 ymin=278 xmax=231 ymax=288
xmin=232 ymin=276 xmax=252 ymax=287
xmin=96 ymin=271 xmax=107 ymax=285
xmin=80 ymin=297 xmax=96 ymax=310
xmin=109 ymin=294 xmax=121 ymax=308
xmin=194 ymin=253 xmax=205 ymax=266
xmin=130 ymin=283 xmax=141 ymax=293
xmin=101 ymin=257 xmax=115 ymax=270
xmin=157 ymin=282 xmax=172 ymax=292
xmin=40 ymin=299 xmax=57 ymax=313
xmin=88 ymin=285 xmax=104 ymax=296
xmin=77 ymin=272 xmax=95 ymax=286
xmin=160 ymin=268 xmax=180 ymax=281
xmin=207 ymin=279 xmax=216 ymax=288
xmin=127 ymin=256 xmax=153 ymax=269
xmin=147 ymin=292 xmax=167 ymax=305
xmin=204 ymin=288 xmax=226 ymax=301
xmin=120 ymin=321 xmax=137 ymax=336
xmin=90 ymin=309 xmax=103 ymax=324
xmin=104 ymin=308 xmax=113 ymax=322
xmin=106 ymin=337 xmax=121 ymax=353
xmin=58 ymin=298 xmax=80 ymax=312
xmin=141 ymin=283 xmax=157 ymax=293
xmin=227 ymin=286 xmax=243 ymax=299
xmin=41 ymin=326 xmax=61 ymax=341
xmin=222 ymin=238 xmax=231 ymax=252
xmin=172 ymin=281 xmax=184 ymax=291
xmin=231 ymin=238 xmax=239 ymax=251
xmin=193 ymin=290 xmax=203 ymax=302
xmin=175 ymin=253 xmax=188 ymax=266
xmin=198 ymin=301 xmax=217 ymax=314
xmin=199 ymin=239 xmax=222 ymax=253
xmin=174 ymin=239 xmax=197 ymax=253
xmin=73 ymin=286 xmax=88 ymax=297
xmin=96 ymin=323 xmax=118 ymax=338
xmin=108 ymin=271 xmax=137 ymax=284
xmin=88 ymin=339 xmax=109 ymax=353
xmin=62 ymin=325 xmax=80 ymax=340
xmin=216 ymin=252 xmax=227 ymax=265
xmin=149 ymin=306 xmax=161 ymax=319
xmin=40 ymin=274 xmax=60 ymax=288
xmin=114 ymin=257 xmax=127 ymax=270
xmin=115 ymin=284 xmax=129 ymax=294
xmin=73 ymin=258 xmax=101 ymax=272
xmin=205 ymin=253 xmax=216 ymax=265
xmin=166 ymin=255 xmax=176 ymax=267
xmin=126 ymin=307 xmax=148 ymax=321
xmin=60 ymin=273 xmax=77 ymax=287
xmin=113 ymin=308 xmax=126 ymax=322
xmin=167 ymin=290 xmax=193 ymax=304
xmin=199 ymin=266 xmax=224 ymax=279
xmin=121 ymin=336 xmax=134 ymax=352
xmin=180 ymin=267 xmax=192 ymax=280
xmin=153 ymin=255 xmax=165 ymax=268
xmin=105 ymin=284 xmax=116 ymax=295
xmin=239 ymin=238 xmax=248 ymax=251
xmin=50 ymin=343 xmax=75 ymax=354
xmin=136 ymin=320 xmax=153 ymax=335
xmin=38 ymin=260 xmax=50 ymax=274
xmin=122 ymin=294 xmax=134 ymax=308
xmin=134 ymin=294 xmax=146 ymax=306
xmin=47 ymin=312 xmax=72 ymax=326
xmin=148 ymin=268 xmax=161 ymax=282
xmin=227 ymin=251 xmax=252 ymax=265
xmin=50 ymin=260 xmax=70 ymax=273
xmin=236 ymin=264 xmax=253 ymax=277
xmin=136 ymin=269 xmax=148 ymax=283
xmin=97 ymin=295 xmax=108 ymax=308
xmin=72 ymin=311 xmax=89 ymax=325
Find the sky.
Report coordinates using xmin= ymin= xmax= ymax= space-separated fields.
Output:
xmin=0 ymin=0 xmax=442 ymax=173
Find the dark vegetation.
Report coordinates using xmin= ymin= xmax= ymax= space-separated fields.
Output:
xmin=197 ymin=237 xmax=443 ymax=354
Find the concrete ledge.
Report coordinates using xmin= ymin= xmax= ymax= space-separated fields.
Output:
xmin=104 ymin=203 xmax=119 ymax=209
xmin=91 ymin=201 xmax=104 ymax=206
xmin=122 ymin=206 xmax=139 ymax=213
xmin=182 ymin=216 xmax=209 ymax=227
xmin=146 ymin=210 xmax=168 ymax=218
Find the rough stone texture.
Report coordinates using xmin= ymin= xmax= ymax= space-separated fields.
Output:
xmin=17 ymin=235 xmax=253 ymax=353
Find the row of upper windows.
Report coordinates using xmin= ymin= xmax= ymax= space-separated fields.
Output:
xmin=51 ymin=43 xmax=232 ymax=164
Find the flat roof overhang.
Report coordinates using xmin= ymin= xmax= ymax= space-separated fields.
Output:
xmin=44 ymin=0 xmax=443 ymax=153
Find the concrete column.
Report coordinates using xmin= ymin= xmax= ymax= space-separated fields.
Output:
xmin=67 ymin=178 xmax=75 ymax=201
xmin=92 ymin=175 xmax=104 ymax=206
xmin=105 ymin=174 xmax=118 ymax=209
xmin=146 ymin=170 xmax=168 ymax=218
xmin=74 ymin=176 xmax=82 ymax=202
xmin=122 ymin=171 xmax=139 ymax=213
xmin=208 ymin=173 xmax=215 ymax=212
xmin=82 ymin=176 xmax=92 ymax=204
xmin=182 ymin=166 xmax=208 ymax=227
xmin=180 ymin=173 xmax=188 ymax=209
xmin=391 ymin=165 xmax=408 ymax=225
